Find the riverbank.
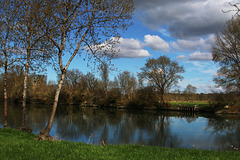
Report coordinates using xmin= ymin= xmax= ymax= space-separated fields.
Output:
xmin=0 ymin=128 xmax=239 ymax=160
xmin=116 ymin=101 xmax=240 ymax=114
xmin=4 ymin=101 xmax=240 ymax=114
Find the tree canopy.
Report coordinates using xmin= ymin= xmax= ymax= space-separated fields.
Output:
xmin=184 ymin=84 xmax=197 ymax=94
xmin=139 ymin=56 xmax=184 ymax=105
xmin=39 ymin=0 xmax=134 ymax=137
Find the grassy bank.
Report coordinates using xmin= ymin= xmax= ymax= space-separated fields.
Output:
xmin=170 ymin=101 xmax=209 ymax=108
xmin=0 ymin=128 xmax=239 ymax=160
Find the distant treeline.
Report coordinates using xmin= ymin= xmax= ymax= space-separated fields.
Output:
xmin=0 ymin=66 xmax=239 ymax=109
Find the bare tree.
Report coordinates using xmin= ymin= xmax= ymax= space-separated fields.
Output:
xmin=100 ymin=63 xmax=109 ymax=92
xmin=117 ymin=71 xmax=137 ymax=100
xmin=222 ymin=2 xmax=240 ymax=17
xmin=183 ymin=84 xmax=197 ymax=101
xmin=139 ymin=56 xmax=184 ymax=107
xmin=6 ymin=0 xmax=53 ymax=130
xmin=0 ymin=0 xmax=21 ymax=128
xmin=212 ymin=17 xmax=240 ymax=92
xmin=184 ymin=84 xmax=197 ymax=94
xmin=39 ymin=0 xmax=134 ymax=138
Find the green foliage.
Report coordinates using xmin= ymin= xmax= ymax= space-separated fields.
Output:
xmin=0 ymin=128 xmax=239 ymax=160
xmin=170 ymin=101 xmax=209 ymax=108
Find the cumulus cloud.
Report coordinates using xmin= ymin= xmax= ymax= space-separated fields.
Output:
xmin=114 ymin=38 xmax=151 ymax=58
xmin=90 ymin=37 xmax=151 ymax=58
xmin=171 ymin=34 xmax=215 ymax=52
xmin=144 ymin=34 xmax=169 ymax=51
xmin=188 ymin=51 xmax=212 ymax=61
xmin=134 ymin=0 xmax=236 ymax=38
xmin=176 ymin=55 xmax=187 ymax=60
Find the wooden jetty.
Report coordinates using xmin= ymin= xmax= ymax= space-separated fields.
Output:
xmin=178 ymin=105 xmax=199 ymax=112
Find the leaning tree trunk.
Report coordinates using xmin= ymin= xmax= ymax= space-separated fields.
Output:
xmin=21 ymin=56 xmax=30 ymax=130
xmin=3 ymin=57 xmax=8 ymax=128
xmin=41 ymin=71 xmax=66 ymax=137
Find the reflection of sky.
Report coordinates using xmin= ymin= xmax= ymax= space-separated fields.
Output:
xmin=1 ymin=104 xmax=240 ymax=151
xmin=171 ymin=117 xmax=229 ymax=150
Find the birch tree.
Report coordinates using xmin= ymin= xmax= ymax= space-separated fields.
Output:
xmin=0 ymin=0 xmax=20 ymax=128
xmin=4 ymin=0 xmax=53 ymax=130
xmin=39 ymin=0 xmax=134 ymax=138
xmin=0 ymin=0 xmax=12 ymax=128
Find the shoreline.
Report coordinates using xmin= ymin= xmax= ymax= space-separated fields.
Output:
xmin=2 ymin=101 xmax=240 ymax=115
xmin=0 ymin=128 xmax=239 ymax=160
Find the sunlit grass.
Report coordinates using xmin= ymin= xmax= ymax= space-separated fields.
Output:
xmin=170 ymin=101 xmax=209 ymax=108
xmin=0 ymin=128 xmax=239 ymax=160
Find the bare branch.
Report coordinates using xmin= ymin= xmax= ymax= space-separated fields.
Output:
xmin=222 ymin=2 xmax=240 ymax=18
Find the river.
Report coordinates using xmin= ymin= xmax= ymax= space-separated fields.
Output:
xmin=0 ymin=104 xmax=240 ymax=151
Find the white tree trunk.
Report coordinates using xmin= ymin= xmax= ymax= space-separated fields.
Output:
xmin=42 ymin=71 xmax=66 ymax=136
xmin=21 ymin=55 xmax=30 ymax=129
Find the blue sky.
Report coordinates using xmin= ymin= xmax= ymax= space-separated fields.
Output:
xmin=47 ymin=0 xmax=238 ymax=93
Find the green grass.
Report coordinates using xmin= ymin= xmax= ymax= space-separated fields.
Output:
xmin=0 ymin=128 xmax=239 ymax=160
xmin=170 ymin=101 xmax=209 ymax=108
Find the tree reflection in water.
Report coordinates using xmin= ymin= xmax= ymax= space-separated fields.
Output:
xmin=1 ymin=104 xmax=240 ymax=151
xmin=206 ymin=115 xmax=240 ymax=150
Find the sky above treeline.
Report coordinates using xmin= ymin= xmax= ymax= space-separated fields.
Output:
xmin=47 ymin=0 xmax=238 ymax=93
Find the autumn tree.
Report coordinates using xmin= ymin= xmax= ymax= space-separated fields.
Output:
xmin=28 ymin=74 xmax=48 ymax=103
xmin=0 ymin=65 xmax=24 ymax=102
xmin=212 ymin=17 xmax=240 ymax=92
xmin=40 ymin=0 xmax=134 ymax=137
xmin=60 ymin=69 xmax=83 ymax=104
xmin=139 ymin=56 xmax=184 ymax=107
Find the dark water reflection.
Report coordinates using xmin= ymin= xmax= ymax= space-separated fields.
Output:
xmin=1 ymin=104 xmax=240 ymax=151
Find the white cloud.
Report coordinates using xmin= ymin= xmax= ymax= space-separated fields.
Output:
xmin=95 ymin=37 xmax=151 ymax=58
xmin=144 ymin=34 xmax=169 ymax=52
xmin=114 ymin=38 xmax=151 ymax=58
xmin=176 ymin=55 xmax=187 ymax=60
xmin=158 ymin=28 xmax=170 ymax=37
xmin=118 ymin=37 xmax=142 ymax=50
xmin=86 ymin=37 xmax=151 ymax=59
xmin=171 ymin=34 xmax=215 ymax=52
xmin=188 ymin=52 xmax=212 ymax=61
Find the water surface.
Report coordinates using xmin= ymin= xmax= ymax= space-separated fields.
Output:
xmin=0 ymin=104 xmax=240 ymax=151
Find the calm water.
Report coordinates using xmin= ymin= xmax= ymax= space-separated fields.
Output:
xmin=1 ymin=104 xmax=240 ymax=151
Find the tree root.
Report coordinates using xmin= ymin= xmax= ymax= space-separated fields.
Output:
xmin=38 ymin=130 xmax=54 ymax=141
